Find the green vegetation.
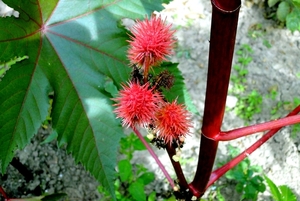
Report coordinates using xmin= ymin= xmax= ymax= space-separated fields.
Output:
xmin=266 ymin=0 xmax=300 ymax=32
xmin=230 ymin=44 xmax=253 ymax=94
xmin=286 ymin=98 xmax=300 ymax=138
xmin=224 ymin=145 xmax=266 ymax=201
xmin=264 ymin=175 xmax=297 ymax=201
xmin=268 ymin=94 xmax=300 ymax=138
xmin=230 ymin=44 xmax=263 ymax=122
xmin=248 ymin=23 xmax=272 ymax=48
xmin=98 ymin=133 xmax=158 ymax=201
xmin=235 ymin=90 xmax=263 ymax=121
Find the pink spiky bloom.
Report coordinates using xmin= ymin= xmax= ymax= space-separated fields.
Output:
xmin=127 ymin=16 xmax=176 ymax=80
xmin=155 ymin=100 xmax=192 ymax=144
xmin=113 ymin=82 xmax=163 ymax=128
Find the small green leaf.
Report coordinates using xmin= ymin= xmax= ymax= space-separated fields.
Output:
xmin=41 ymin=130 xmax=58 ymax=144
xmin=244 ymin=183 xmax=257 ymax=199
xmin=147 ymin=191 xmax=156 ymax=201
xmin=132 ymin=137 xmax=146 ymax=151
xmin=251 ymin=165 xmax=263 ymax=173
xmin=277 ymin=2 xmax=291 ymax=22
xmin=268 ymin=0 xmax=280 ymax=7
xmin=279 ymin=185 xmax=297 ymax=201
xmin=138 ymin=172 xmax=155 ymax=185
xmin=128 ymin=180 xmax=146 ymax=201
xmin=104 ymin=77 xmax=119 ymax=97
xmin=264 ymin=175 xmax=282 ymax=201
xmin=263 ymin=39 xmax=272 ymax=48
xmin=216 ymin=187 xmax=225 ymax=201
xmin=235 ymin=182 xmax=244 ymax=192
xmin=41 ymin=193 xmax=68 ymax=201
xmin=286 ymin=9 xmax=300 ymax=32
xmin=118 ymin=159 xmax=132 ymax=182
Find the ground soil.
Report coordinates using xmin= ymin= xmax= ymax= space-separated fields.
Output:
xmin=1 ymin=0 xmax=300 ymax=201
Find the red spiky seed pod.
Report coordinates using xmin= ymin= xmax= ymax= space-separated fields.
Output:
xmin=127 ymin=15 xmax=176 ymax=80
xmin=113 ymin=82 xmax=163 ymax=128
xmin=155 ymin=100 xmax=192 ymax=144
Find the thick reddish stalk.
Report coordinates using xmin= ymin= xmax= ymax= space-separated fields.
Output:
xmin=215 ymin=114 xmax=300 ymax=141
xmin=189 ymin=0 xmax=241 ymax=197
xmin=207 ymin=105 xmax=300 ymax=188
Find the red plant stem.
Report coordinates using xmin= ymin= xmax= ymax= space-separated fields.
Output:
xmin=215 ymin=114 xmax=300 ymax=141
xmin=189 ymin=0 xmax=241 ymax=197
xmin=0 ymin=186 xmax=8 ymax=199
xmin=165 ymin=143 xmax=189 ymax=190
xmin=131 ymin=126 xmax=175 ymax=188
xmin=207 ymin=105 xmax=300 ymax=188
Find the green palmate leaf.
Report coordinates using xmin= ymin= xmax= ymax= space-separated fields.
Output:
xmin=0 ymin=0 xmax=167 ymax=199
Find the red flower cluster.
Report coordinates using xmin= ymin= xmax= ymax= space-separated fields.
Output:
xmin=113 ymin=16 xmax=191 ymax=144
xmin=113 ymin=82 xmax=191 ymax=144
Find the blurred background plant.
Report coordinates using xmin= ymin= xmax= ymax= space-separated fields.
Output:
xmin=266 ymin=0 xmax=300 ymax=32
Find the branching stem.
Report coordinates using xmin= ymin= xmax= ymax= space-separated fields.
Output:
xmin=131 ymin=126 xmax=175 ymax=188
xmin=215 ymin=113 xmax=300 ymax=141
xmin=208 ymin=105 xmax=300 ymax=188
xmin=165 ymin=143 xmax=189 ymax=190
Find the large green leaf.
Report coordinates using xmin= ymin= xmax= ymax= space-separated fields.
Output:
xmin=0 ymin=0 xmax=168 ymax=198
